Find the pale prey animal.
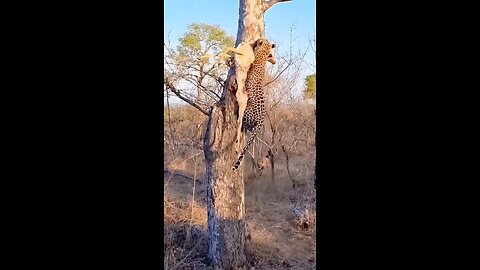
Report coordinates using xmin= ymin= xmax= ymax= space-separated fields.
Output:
xmin=232 ymin=38 xmax=276 ymax=171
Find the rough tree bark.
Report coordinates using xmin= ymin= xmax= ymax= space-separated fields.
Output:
xmin=203 ymin=0 xmax=292 ymax=269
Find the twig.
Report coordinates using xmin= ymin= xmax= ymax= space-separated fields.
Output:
xmin=191 ymin=154 xmax=197 ymax=221
xmin=282 ymin=145 xmax=295 ymax=190
xmin=288 ymin=103 xmax=316 ymax=133
xmin=267 ymin=149 xmax=275 ymax=185
xmin=164 ymin=170 xmax=195 ymax=182
xmin=263 ymin=57 xmax=295 ymax=87
xmin=170 ymin=239 xmax=204 ymax=270
xmin=255 ymin=136 xmax=273 ymax=151
xmin=164 ymin=152 xmax=203 ymax=190
xmin=164 ymin=78 xmax=210 ymax=116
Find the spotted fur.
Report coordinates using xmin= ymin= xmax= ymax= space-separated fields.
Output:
xmin=232 ymin=38 xmax=275 ymax=171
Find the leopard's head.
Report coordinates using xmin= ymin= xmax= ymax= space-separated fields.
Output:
xmin=252 ymin=38 xmax=276 ymax=64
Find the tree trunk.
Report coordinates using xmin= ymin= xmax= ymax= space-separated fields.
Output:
xmin=203 ymin=0 xmax=291 ymax=268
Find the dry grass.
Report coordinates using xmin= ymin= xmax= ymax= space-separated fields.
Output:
xmin=164 ymin=104 xmax=316 ymax=269
xmin=164 ymin=197 xmax=208 ymax=269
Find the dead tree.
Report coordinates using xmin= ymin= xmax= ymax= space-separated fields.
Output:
xmin=203 ymin=0 xmax=292 ymax=268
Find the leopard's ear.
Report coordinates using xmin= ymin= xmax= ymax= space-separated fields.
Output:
xmin=271 ymin=43 xmax=275 ymax=49
xmin=252 ymin=39 xmax=263 ymax=49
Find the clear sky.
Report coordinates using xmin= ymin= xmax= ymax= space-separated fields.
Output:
xmin=164 ymin=0 xmax=316 ymax=104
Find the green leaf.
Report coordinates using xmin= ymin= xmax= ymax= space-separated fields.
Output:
xmin=304 ymin=73 xmax=316 ymax=99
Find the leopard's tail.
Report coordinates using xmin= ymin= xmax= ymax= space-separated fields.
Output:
xmin=232 ymin=125 xmax=260 ymax=171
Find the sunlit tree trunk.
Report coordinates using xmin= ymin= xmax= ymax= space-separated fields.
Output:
xmin=203 ymin=0 xmax=291 ymax=268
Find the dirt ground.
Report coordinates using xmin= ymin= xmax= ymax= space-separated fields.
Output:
xmin=164 ymin=159 xmax=316 ymax=270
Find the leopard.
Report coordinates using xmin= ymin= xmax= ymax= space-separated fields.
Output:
xmin=232 ymin=38 xmax=276 ymax=171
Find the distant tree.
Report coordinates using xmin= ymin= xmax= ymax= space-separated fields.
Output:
xmin=167 ymin=23 xmax=235 ymax=107
xmin=304 ymin=73 xmax=316 ymax=99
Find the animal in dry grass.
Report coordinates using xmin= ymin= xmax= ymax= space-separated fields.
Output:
xmin=232 ymin=38 xmax=276 ymax=171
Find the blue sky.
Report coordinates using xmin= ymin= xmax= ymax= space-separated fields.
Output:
xmin=164 ymin=0 xmax=316 ymax=104
xmin=164 ymin=0 xmax=315 ymax=53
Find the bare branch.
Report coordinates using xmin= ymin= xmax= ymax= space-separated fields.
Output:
xmin=263 ymin=0 xmax=292 ymax=12
xmin=288 ymin=105 xmax=316 ymax=133
xmin=164 ymin=170 xmax=196 ymax=182
xmin=164 ymin=39 xmax=228 ymax=110
xmin=264 ymin=57 xmax=294 ymax=87
xmin=282 ymin=145 xmax=295 ymax=189
xmin=170 ymin=60 xmax=227 ymax=89
xmin=164 ymin=78 xmax=210 ymax=116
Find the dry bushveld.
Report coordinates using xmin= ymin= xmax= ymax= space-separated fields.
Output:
xmin=164 ymin=102 xmax=316 ymax=269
